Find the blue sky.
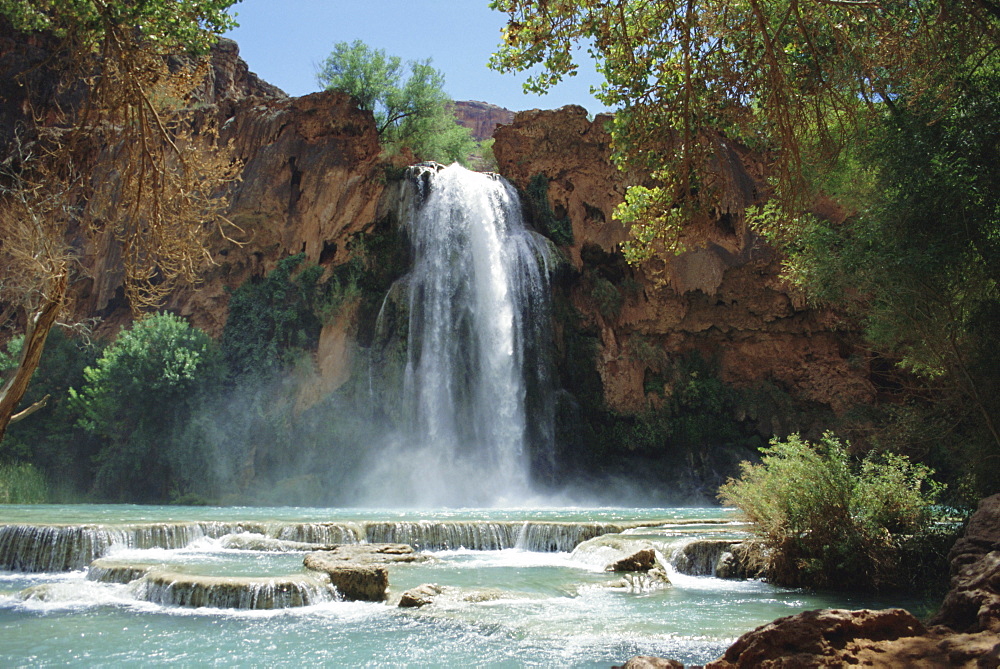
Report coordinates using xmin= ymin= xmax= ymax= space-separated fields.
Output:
xmin=223 ymin=0 xmax=609 ymax=112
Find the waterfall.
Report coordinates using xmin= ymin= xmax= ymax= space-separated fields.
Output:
xmin=370 ymin=163 xmax=555 ymax=507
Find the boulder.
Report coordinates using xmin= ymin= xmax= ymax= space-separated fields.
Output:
xmin=303 ymin=553 xmax=388 ymax=602
xmin=672 ymin=540 xmax=742 ymax=576
xmin=398 ymin=583 xmax=443 ymax=608
xmin=305 ymin=543 xmax=428 ymax=565
xmin=607 ymin=548 xmax=658 ymax=573
xmin=705 ymin=608 xmax=926 ymax=667
xmin=931 ymin=493 xmax=1000 ymax=633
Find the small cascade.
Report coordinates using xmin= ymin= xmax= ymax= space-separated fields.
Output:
xmin=362 ymin=521 xmax=646 ymax=552
xmin=0 ymin=519 xmax=676 ymax=572
xmin=87 ymin=558 xmax=154 ymax=584
xmin=263 ymin=522 xmax=363 ymax=545
xmin=669 ymin=539 xmax=742 ymax=576
xmin=364 ymin=521 xmax=520 ymax=551
xmin=370 ymin=163 xmax=556 ymax=506
xmin=0 ymin=521 xmax=363 ymax=573
xmin=219 ymin=533 xmax=335 ymax=552
xmin=133 ymin=570 xmax=337 ymax=609
xmin=513 ymin=523 xmax=634 ymax=553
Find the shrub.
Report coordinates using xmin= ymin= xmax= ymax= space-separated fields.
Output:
xmin=71 ymin=313 xmax=223 ymax=502
xmin=220 ymin=253 xmax=323 ymax=384
xmin=718 ymin=432 xmax=944 ymax=590
xmin=590 ymin=275 xmax=623 ymax=320
xmin=1 ymin=328 xmax=102 ymax=496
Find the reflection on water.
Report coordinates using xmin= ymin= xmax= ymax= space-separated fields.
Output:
xmin=0 ymin=505 xmax=918 ymax=667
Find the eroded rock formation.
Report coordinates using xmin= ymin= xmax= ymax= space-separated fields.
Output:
xmin=493 ymin=105 xmax=874 ymax=419
xmin=931 ymin=493 xmax=1000 ymax=634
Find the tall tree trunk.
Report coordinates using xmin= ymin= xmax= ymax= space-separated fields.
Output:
xmin=0 ymin=272 xmax=67 ymax=443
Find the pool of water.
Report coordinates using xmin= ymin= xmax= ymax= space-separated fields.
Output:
xmin=0 ymin=505 xmax=917 ymax=667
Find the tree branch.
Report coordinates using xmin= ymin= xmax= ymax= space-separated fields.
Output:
xmin=9 ymin=394 xmax=50 ymax=424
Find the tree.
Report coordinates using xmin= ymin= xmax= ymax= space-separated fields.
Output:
xmin=778 ymin=65 xmax=1000 ymax=497
xmin=317 ymin=40 xmax=476 ymax=164
xmin=490 ymin=0 xmax=1000 ymax=499
xmin=0 ymin=1 xmax=241 ymax=442
xmin=489 ymin=0 xmax=999 ymax=262
xmin=70 ymin=313 xmax=223 ymax=502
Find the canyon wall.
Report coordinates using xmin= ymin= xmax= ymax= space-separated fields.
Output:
xmin=493 ymin=106 xmax=874 ymax=425
xmin=451 ymin=100 xmax=515 ymax=141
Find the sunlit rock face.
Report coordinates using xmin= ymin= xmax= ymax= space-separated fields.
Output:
xmin=493 ymin=105 xmax=875 ymax=418
xmin=451 ymin=100 xmax=516 ymax=141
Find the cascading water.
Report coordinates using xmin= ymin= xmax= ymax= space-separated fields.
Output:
xmin=369 ymin=163 xmax=555 ymax=507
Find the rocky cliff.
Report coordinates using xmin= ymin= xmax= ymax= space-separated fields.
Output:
xmin=493 ymin=106 xmax=874 ymax=421
xmin=452 ymin=100 xmax=515 ymax=140
xmin=4 ymin=21 xmax=877 ymax=469
xmin=1 ymin=28 xmax=392 ymax=409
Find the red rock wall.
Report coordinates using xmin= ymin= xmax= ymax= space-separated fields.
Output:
xmin=64 ymin=43 xmax=387 ymax=340
xmin=452 ymin=100 xmax=516 ymax=141
xmin=494 ymin=105 xmax=874 ymax=416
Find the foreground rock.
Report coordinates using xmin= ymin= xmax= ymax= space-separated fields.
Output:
xmin=304 ymin=543 xmax=428 ymax=565
xmin=931 ymin=493 xmax=1000 ymax=634
xmin=303 ymin=544 xmax=427 ymax=602
xmin=614 ymin=657 xmax=683 ymax=669
xmin=605 ymin=548 xmax=671 ymax=591
xmin=303 ymin=555 xmax=388 ymax=602
xmin=607 ymin=549 xmax=658 ymax=573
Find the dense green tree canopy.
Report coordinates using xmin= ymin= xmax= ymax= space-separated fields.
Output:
xmin=490 ymin=0 xmax=999 ymax=262
xmin=317 ymin=40 xmax=476 ymax=164
xmin=0 ymin=0 xmax=238 ymax=55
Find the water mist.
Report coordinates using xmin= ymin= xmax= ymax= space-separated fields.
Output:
xmin=367 ymin=163 xmax=555 ymax=507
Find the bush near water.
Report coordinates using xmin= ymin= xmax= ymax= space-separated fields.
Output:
xmin=719 ymin=432 xmax=951 ymax=591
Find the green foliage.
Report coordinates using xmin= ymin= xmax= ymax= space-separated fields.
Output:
xmin=0 ymin=0 xmax=238 ymax=55
xmin=317 ymin=40 xmax=476 ymax=164
xmin=71 ymin=313 xmax=223 ymax=502
xmin=468 ymin=138 xmax=499 ymax=173
xmin=777 ymin=66 xmax=1000 ymax=500
xmin=525 ymin=174 xmax=574 ymax=246
xmin=719 ymin=433 xmax=945 ymax=590
xmin=0 ymin=462 xmax=48 ymax=503
xmin=490 ymin=0 xmax=992 ymax=263
xmin=590 ymin=276 xmax=622 ymax=320
xmin=0 ymin=328 xmax=102 ymax=498
xmin=220 ymin=253 xmax=323 ymax=384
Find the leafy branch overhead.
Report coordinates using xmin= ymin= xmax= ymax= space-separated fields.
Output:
xmin=489 ymin=0 xmax=1000 ymax=262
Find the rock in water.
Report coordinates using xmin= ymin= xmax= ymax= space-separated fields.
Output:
xmin=607 ymin=548 xmax=658 ymax=573
xmin=303 ymin=553 xmax=389 ymax=602
xmin=305 ymin=544 xmax=427 ymax=565
xmin=613 ymin=658 xmax=684 ymax=669
xmin=931 ymin=493 xmax=1000 ymax=633
xmin=398 ymin=583 xmax=443 ymax=608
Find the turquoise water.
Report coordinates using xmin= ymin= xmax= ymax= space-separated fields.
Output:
xmin=0 ymin=506 xmax=915 ymax=667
